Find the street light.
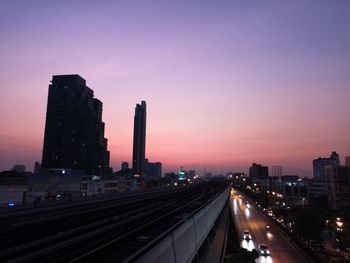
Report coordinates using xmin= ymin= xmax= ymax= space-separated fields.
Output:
xmin=336 ymin=217 xmax=343 ymax=232
xmin=336 ymin=221 xmax=343 ymax=228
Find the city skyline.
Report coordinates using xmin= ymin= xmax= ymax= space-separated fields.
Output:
xmin=1 ymin=1 xmax=350 ymax=176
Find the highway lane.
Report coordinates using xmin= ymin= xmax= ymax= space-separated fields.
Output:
xmin=230 ymin=189 xmax=313 ymax=263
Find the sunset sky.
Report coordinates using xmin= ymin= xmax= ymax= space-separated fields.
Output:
xmin=1 ymin=1 xmax=349 ymax=176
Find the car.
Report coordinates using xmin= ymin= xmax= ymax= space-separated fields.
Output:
xmin=243 ymin=230 xmax=252 ymax=240
xmin=259 ymin=243 xmax=270 ymax=256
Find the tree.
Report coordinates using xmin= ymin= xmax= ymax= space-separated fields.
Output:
xmin=293 ymin=207 xmax=325 ymax=243
xmin=224 ymin=248 xmax=259 ymax=263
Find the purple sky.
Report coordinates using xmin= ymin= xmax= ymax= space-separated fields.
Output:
xmin=0 ymin=1 xmax=350 ymax=176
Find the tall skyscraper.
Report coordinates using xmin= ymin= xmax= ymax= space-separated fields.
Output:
xmin=41 ymin=74 xmax=110 ymax=176
xmin=132 ymin=101 xmax=146 ymax=175
xmin=313 ymin=151 xmax=340 ymax=180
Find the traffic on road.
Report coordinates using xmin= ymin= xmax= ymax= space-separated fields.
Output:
xmin=230 ymin=188 xmax=313 ymax=263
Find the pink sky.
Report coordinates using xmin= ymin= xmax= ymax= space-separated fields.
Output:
xmin=0 ymin=1 xmax=349 ymax=176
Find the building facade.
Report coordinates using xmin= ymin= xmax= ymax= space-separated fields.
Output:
xmin=313 ymin=151 xmax=340 ymax=180
xmin=146 ymin=162 xmax=162 ymax=179
xmin=270 ymin=166 xmax=283 ymax=178
xmin=121 ymin=161 xmax=129 ymax=171
xmin=132 ymin=101 xmax=147 ymax=175
xmin=41 ymin=75 xmax=110 ymax=176
xmin=249 ymin=163 xmax=269 ymax=179
xmin=326 ymin=159 xmax=350 ymax=210
xmin=308 ymin=178 xmax=328 ymax=198
xmin=12 ymin=165 xmax=26 ymax=174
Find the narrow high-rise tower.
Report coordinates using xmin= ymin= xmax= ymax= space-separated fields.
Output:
xmin=132 ymin=101 xmax=146 ymax=175
xmin=41 ymin=74 xmax=110 ymax=176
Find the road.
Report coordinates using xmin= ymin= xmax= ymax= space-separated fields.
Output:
xmin=230 ymin=189 xmax=313 ymax=263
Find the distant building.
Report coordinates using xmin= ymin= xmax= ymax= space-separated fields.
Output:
xmin=313 ymin=151 xmax=340 ymax=180
xmin=178 ymin=170 xmax=187 ymax=181
xmin=270 ymin=166 xmax=283 ymax=178
xmin=346 ymin=156 xmax=350 ymax=166
xmin=308 ymin=178 xmax=328 ymax=198
xmin=132 ymin=101 xmax=146 ymax=176
xmin=281 ymin=175 xmax=308 ymax=198
xmin=34 ymin=161 xmax=41 ymax=174
xmin=0 ymin=170 xmax=28 ymax=185
xmin=187 ymin=170 xmax=196 ymax=179
xmin=28 ymin=169 xmax=85 ymax=200
xmin=165 ymin=172 xmax=177 ymax=181
xmin=121 ymin=162 xmax=129 ymax=171
xmin=249 ymin=163 xmax=268 ymax=179
xmin=41 ymin=74 xmax=110 ymax=176
xmin=0 ymin=170 xmax=28 ymax=205
xmin=12 ymin=164 xmax=25 ymax=174
xmin=325 ymin=157 xmax=350 ymax=210
xmin=81 ymin=176 xmax=105 ymax=196
xmin=270 ymin=175 xmax=308 ymax=204
xmin=146 ymin=162 xmax=162 ymax=178
xmin=205 ymin=172 xmax=213 ymax=179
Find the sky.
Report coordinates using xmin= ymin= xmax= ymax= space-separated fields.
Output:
xmin=0 ymin=1 xmax=350 ymax=177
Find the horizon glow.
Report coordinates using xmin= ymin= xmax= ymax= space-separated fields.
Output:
xmin=1 ymin=1 xmax=350 ymax=176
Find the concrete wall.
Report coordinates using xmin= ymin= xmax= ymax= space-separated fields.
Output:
xmin=135 ymin=187 xmax=229 ymax=263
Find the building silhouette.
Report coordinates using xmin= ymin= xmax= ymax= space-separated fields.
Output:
xmin=41 ymin=74 xmax=110 ymax=176
xmin=313 ymin=151 xmax=340 ymax=180
xmin=121 ymin=161 xmax=129 ymax=171
xmin=146 ymin=162 xmax=162 ymax=179
xmin=249 ymin=163 xmax=268 ymax=179
xmin=132 ymin=101 xmax=146 ymax=175
xmin=34 ymin=161 xmax=41 ymax=174
xmin=11 ymin=164 xmax=26 ymax=174
xmin=326 ymin=156 xmax=350 ymax=210
xmin=270 ymin=166 xmax=283 ymax=178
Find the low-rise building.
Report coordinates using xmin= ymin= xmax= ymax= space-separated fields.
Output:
xmin=0 ymin=170 xmax=29 ymax=205
xmin=28 ymin=169 xmax=85 ymax=200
